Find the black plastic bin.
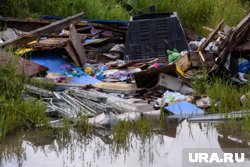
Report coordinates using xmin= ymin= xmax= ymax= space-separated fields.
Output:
xmin=125 ymin=12 xmax=189 ymax=62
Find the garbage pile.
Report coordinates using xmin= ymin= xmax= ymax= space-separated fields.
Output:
xmin=0 ymin=11 xmax=250 ymax=127
xmin=189 ymin=13 xmax=250 ymax=84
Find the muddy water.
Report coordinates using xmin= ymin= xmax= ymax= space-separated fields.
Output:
xmin=1 ymin=118 xmax=250 ymax=167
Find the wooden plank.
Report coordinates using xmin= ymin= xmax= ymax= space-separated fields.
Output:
xmin=0 ymin=17 xmax=53 ymax=24
xmin=174 ymin=54 xmax=190 ymax=71
xmin=215 ymin=13 xmax=250 ymax=71
xmin=64 ymin=42 xmax=81 ymax=66
xmin=198 ymin=19 xmax=224 ymax=52
xmin=0 ymin=12 xmax=84 ymax=48
xmin=0 ymin=16 xmax=127 ymax=33
xmin=69 ymin=24 xmax=87 ymax=66
xmin=198 ymin=51 xmax=205 ymax=62
xmin=28 ymin=38 xmax=68 ymax=50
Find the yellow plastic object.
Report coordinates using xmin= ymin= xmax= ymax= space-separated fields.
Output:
xmin=176 ymin=66 xmax=185 ymax=77
xmin=15 ymin=48 xmax=32 ymax=55
xmin=84 ymin=67 xmax=94 ymax=75
xmin=27 ymin=40 xmax=39 ymax=45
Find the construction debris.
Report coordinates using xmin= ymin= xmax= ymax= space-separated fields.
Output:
xmin=1 ymin=10 xmax=250 ymax=128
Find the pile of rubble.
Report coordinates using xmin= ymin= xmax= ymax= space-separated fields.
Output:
xmin=0 ymin=11 xmax=249 ymax=127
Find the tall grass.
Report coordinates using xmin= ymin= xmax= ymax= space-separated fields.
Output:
xmin=120 ymin=0 xmax=247 ymax=34
xmin=113 ymin=118 xmax=152 ymax=143
xmin=0 ymin=52 xmax=48 ymax=138
xmin=0 ymin=0 xmax=249 ymax=34
xmin=193 ymin=74 xmax=250 ymax=113
xmin=0 ymin=0 xmax=129 ymax=20
xmin=0 ymin=0 xmax=248 ymax=35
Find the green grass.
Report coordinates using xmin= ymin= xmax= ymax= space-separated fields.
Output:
xmin=0 ymin=0 xmax=129 ymax=20
xmin=75 ymin=114 xmax=93 ymax=135
xmin=113 ymin=118 xmax=152 ymax=143
xmin=117 ymin=0 xmax=248 ymax=34
xmin=0 ymin=52 xmax=48 ymax=138
xmin=0 ymin=0 xmax=248 ymax=35
xmin=192 ymin=74 xmax=250 ymax=114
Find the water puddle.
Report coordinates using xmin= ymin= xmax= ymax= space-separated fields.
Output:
xmin=1 ymin=118 xmax=250 ymax=167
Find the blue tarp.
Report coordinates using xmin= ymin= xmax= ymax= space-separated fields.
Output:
xmin=31 ymin=54 xmax=101 ymax=85
xmin=165 ymin=101 xmax=204 ymax=119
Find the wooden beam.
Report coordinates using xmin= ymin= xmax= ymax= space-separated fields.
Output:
xmin=0 ymin=17 xmax=53 ymax=24
xmin=0 ymin=12 xmax=84 ymax=48
xmin=69 ymin=24 xmax=87 ymax=66
xmin=0 ymin=16 xmax=127 ymax=33
xmin=64 ymin=42 xmax=81 ymax=66
xmin=198 ymin=19 xmax=224 ymax=52
xmin=215 ymin=12 xmax=250 ymax=72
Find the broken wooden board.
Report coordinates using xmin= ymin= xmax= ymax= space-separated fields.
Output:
xmin=69 ymin=24 xmax=87 ymax=66
xmin=0 ymin=17 xmax=53 ymax=24
xmin=28 ymin=38 xmax=68 ymax=50
xmin=215 ymin=12 xmax=250 ymax=72
xmin=198 ymin=20 xmax=224 ymax=52
xmin=93 ymin=82 xmax=137 ymax=95
xmin=174 ymin=54 xmax=190 ymax=71
xmin=64 ymin=42 xmax=81 ymax=66
xmin=0 ymin=12 xmax=84 ymax=48
xmin=0 ymin=50 xmax=48 ymax=76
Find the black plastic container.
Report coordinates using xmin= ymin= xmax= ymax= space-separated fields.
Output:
xmin=125 ymin=12 xmax=189 ymax=62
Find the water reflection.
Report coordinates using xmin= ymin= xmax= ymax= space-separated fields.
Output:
xmin=1 ymin=118 xmax=250 ymax=167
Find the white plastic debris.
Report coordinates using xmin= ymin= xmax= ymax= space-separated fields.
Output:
xmin=88 ymin=113 xmax=115 ymax=126
xmin=116 ymin=112 xmax=141 ymax=122
xmin=240 ymin=93 xmax=250 ymax=103
xmin=196 ymin=96 xmax=211 ymax=108
xmin=157 ymin=90 xmax=186 ymax=106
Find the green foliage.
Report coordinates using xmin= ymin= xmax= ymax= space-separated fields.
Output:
xmin=0 ymin=60 xmax=26 ymax=99
xmin=75 ymin=114 xmax=93 ymax=134
xmin=193 ymin=73 xmax=250 ymax=114
xmin=205 ymin=79 xmax=250 ymax=113
xmin=0 ymin=0 xmax=129 ymax=20
xmin=0 ymin=97 xmax=48 ymax=138
xmin=113 ymin=118 xmax=152 ymax=143
xmin=118 ymin=0 xmax=248 ymax=35
xmin=0 ymin=0 xmax=248 ymax=35
xmin=0 ymin=53 xmax=48 ymax=138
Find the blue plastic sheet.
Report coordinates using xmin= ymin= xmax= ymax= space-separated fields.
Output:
xmin=31 ymin=54 xmax=101 ymax=85
xmin=165 ymin=101 xmax=204 ymax=119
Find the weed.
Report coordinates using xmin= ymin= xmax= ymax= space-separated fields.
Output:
xmin=0 ymin=0 xmax=248 ymax=35
xmin=0 ymin=51 xmax=48 ymax=138
xmin=75 ymin=114 xmax=93 ymax=135
xmin=205 ymin=78 xmax=249 ymax=113
xmin=113 ymin=120 xmax=132 ymax=143
xmin=113 ymin=118 xmax=152 ymax=143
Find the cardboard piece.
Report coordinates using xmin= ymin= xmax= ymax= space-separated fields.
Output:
xmin=157 ymin=73 xmax=193 ymax=95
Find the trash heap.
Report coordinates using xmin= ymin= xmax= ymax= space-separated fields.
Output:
xmin=0 ymin=11 xmax=250 ymax=127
